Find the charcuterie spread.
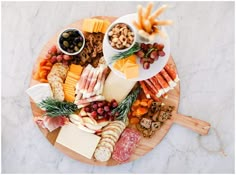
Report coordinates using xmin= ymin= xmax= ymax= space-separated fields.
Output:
xmin=27 ymin=3 xmax=210 ymax=166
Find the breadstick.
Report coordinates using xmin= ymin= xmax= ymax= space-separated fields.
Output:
xmin=137 ymin=5 xmax=145 ymax=29
xmin=144 ymin=2 xmax=154 ymax=19
xmin=132 ymin=20 xmax=142 ymax=30
xmin=143 ymin=19 xmax=152 ymax=33
xmin=153 ymin=20 xmax=173 ymax=26
xmin=149 ymin=4 xmax=168 ymax=24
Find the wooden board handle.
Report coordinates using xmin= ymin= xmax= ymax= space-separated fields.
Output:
xmin=173 ymin=113 xmax=211 ymax=135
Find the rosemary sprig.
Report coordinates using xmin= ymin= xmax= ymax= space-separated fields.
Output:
xmin=108 ymin=42 xmax=140 ymax=65
xmin=37 ymin=97 xmax=78 ymax=117
xmin=111 ymin=86 xmax=140 ymax=124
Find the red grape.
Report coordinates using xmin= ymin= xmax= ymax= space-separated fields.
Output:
xmin=112 ymin=101 xmax=118 ymax=108
xmin=57 ymin=55 xmax=63 ymax=62
xmin=157 ymin=44 xmax=164 ymax=50
xmin=150 ymin=50 xmax=158 ymax=59
xmin=84 ymin=107 xmax=90 ymax=113
xmin=91 ymin=111 xmax=98 ymax=118
xmin=136 ymin=50 xmax=145 ymax=58
xmin=63 ymin=54 xmax=71 ymax=60
xmin=143 ymin=62 xmax=150 ymax=69
xmin=92 ymin=104 xmax=98 ymax=110
xmin=98 ymin=102 xmax=104 ymax=108
xmin=45 ymin=54 xmax=52 ymax=59
xmin=50 ymin=45 xmax=57 ymax=54
xmin=104 ymin=106 xmax=110 ymax=112
xmin=158 ymin=50 xmax=165 ymax=57
xmin=51 ymin=56 xmax=57 ymax=63
xmin=97 ymin=108 xmax=104 ymax=115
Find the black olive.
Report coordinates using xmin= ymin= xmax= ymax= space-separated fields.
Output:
xmin=70 ymin=44 xmax=74 ymax=49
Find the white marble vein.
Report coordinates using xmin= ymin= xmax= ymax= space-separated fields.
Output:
xmin=1 ymin=1 xmax=235 ymax=173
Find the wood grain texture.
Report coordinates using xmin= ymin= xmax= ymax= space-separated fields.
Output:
xmin=29 ymin=16 xmax=210 ymax=166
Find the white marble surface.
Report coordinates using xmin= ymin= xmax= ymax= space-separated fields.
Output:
xmin=1 ymin=1 xmax=235 ymax=173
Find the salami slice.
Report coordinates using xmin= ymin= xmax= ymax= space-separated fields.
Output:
xmin=112 ymin=128 xmax=141 ymax=163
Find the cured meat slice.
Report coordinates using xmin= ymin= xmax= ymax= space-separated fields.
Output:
xmin=164 ymin=64 xmax=179 ymax=82
xmin=155 ymin=74 xmax=170 ymax=93
xmin=34 ymin=116 xmax=69 ymax=132
xmin=76 ymin=95 xmax=105 ymax=105
xmin=112 ymin=128 xmax=141 ymax=163
xmin=160 ymin=69 xmax=176 ymax=88
xmin=85 ymin=68 xmax=100 ymax=98
xmin=82 ymin=67 xmax=95 ymax=98
xmin=139 ymin=81 xmax=151 ymax=99
xmin=75 ymin=64 xmax=92 ymax=101
xmin=149 ymin=77 xmax=165 ymax=97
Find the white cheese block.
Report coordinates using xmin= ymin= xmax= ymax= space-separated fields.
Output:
xmin=102 ymin=71 xmax=136 ymax=103
xmin=26 ymin=83 xmax=53 ymax=104
xmin=56 ymin=122 xmax=101 ymax=159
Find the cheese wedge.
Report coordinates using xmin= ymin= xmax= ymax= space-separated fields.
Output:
xmin=102 ymin=71 xmax=136 ymax=103
xmin=56 ymin=123 xmax=101 ymax=159
xmin=26 ymin=83 xmax=52 ymax=104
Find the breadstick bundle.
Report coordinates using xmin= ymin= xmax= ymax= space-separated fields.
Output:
xmin=133 ymin=2 xmax=173 ymax=41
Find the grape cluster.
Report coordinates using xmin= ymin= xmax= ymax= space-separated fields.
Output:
xmin=135 ymin=43 xmax=165 ymax=69
xmin=45 ymin=45 xmax=72 ymax=66
xmin=84 ymin=99 xmax=119 ymax=121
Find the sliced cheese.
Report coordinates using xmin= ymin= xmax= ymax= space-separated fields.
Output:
xmin=67 ymin=71 xmax=80 ymax=80
xmin=56 ymin=122 xmax=101 ymax=159
xmin=124 ymin=64 xmax=139 ymax=79
xmin=102 ymin=71 xmax=136 ymax=103
xmin=26 ymin=83 xmax=52 ymax=104
xmin=69 ymin=64 xmax=83 ymax=75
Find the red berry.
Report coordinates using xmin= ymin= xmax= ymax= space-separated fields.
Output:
xmin=107 ymin=102 xmax=111 ymax=107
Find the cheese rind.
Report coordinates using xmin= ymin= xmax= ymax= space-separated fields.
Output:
xmin=26 ymin=83 xmax=52 ymax=104
xmin=56 ymin=122 xmax=101 ymax=159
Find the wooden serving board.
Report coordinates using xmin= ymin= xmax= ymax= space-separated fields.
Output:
xmin=29 ymin=16 xmax=211 ymax=166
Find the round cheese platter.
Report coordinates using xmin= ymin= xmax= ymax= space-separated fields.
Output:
xmin=27 ymin=3 xmax=211 ymax=166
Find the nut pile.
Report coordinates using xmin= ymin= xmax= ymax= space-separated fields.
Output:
xmin=59 ymin=29 xmax=84 ymax=54
xmin=108 ymin=23 xmax=134 ymax=50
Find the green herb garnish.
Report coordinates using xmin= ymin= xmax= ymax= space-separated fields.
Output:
xmin=108 ymin=42 xmax=140 ymax=65
xmin=111 ymin=87 xmax=140 ymax=124
xmin=37 ymin=97 xmax=78 ymax=117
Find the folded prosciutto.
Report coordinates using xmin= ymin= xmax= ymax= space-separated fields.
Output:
xmin=112 ymin=128 xmax=141 ymax=163
xmin=34 ymin=115 xmax=69 ymax=132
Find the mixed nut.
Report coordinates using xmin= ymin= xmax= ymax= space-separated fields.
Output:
xmin=59 ymin=29 xmax=84 ymax=54
xmin=108 ymin=23 xmax=135 ymax=50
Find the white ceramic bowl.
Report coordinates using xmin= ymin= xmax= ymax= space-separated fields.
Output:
xmin=57 ymin=28 xmax=85 ymax=56
xmin=106 ymin=22 xmax=137 ymax=53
